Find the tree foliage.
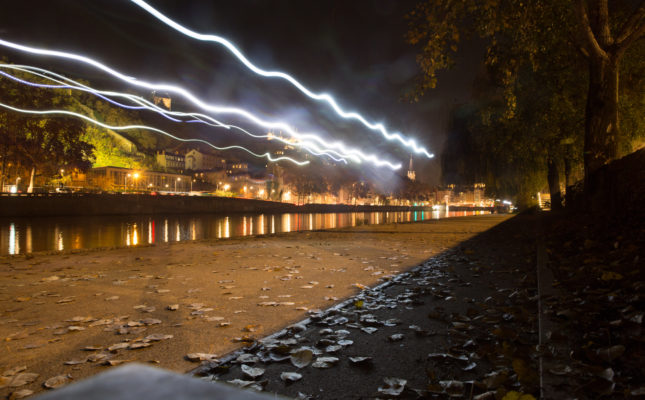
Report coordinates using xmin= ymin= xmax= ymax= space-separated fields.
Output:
xmin=0 ymin=70 xmax=94 ymax=191
xmin=408 ymin=0 xmax=644 ymax=205
xmin=0 ymin=64 xmax=176 ymax=190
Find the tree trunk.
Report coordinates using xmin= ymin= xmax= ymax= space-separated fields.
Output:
xmin=584 ymin=54 xmax=619 ymax=186
xmin=0 ymin=147 xmax=6 ymax=192
xmin=547 ymin=157 xmax=563 ymax=211
xmin=564 ymin=153 xmax=573 ymax=207
xmin=28 ymin=166 xmax=35 ymax=193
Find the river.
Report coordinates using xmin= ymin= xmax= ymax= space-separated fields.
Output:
xmin=0 ymin=210 xmax=490 ymax=255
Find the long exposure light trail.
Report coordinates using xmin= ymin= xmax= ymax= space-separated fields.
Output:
xmin=131 ymin=0 xmax=434 ymax=159
xmin=0 ymin=65 xmax=349 ymax=163
xmin=0 ymin=101 xmax=310 ymax=166
xmin=0 ymin=39 xmax=401 ymax=169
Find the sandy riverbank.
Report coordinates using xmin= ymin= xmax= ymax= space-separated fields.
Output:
xmin=0 ymin=214 xmax=510 ymax=397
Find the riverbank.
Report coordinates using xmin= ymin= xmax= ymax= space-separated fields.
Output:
xmin=193 ymin=208 xmax=643 ymax=399
xmin=0 ymin=214 xmax=510 ymax=398
xmin=0 ymin=193 xmax=495 ymax=217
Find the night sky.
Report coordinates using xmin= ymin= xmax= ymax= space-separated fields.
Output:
xmin=0 ymin=0 xmax=483 ymax=185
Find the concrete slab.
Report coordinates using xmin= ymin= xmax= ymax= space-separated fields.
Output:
xmin=33 ymin=364 xmax=284 ymax=400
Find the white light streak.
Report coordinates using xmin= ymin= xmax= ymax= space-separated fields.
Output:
xmin=131 ymin=0 xmax=434 ymax=159
xmin=0 ymin=39 xmax=402 ymax=169
xmin=0 ymin=101 xmax=309 ymax=166
xmin=0 ymin=64 xmax=349 ymax=163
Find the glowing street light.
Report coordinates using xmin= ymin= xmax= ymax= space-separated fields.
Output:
xmin=133 ymin=172 xmax=140 ymax=190
xmin=223 ymin=184 xmax=230 ymax=191
xmin=175 ymin=177 xmax=181 ymax=192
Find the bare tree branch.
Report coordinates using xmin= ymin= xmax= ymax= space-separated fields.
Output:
xmin=616 ymin=22 xmax=645 ymax=57
xmin=594 ymin=0 xmax=612 ymax=45
xmin=616 ymin=1 xmax=645 ymax=48
xmin=574 ymin=0 xmax=609 ymax=60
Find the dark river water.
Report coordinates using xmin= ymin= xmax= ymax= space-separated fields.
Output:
xmin=0 ymin=210 xmax=489 ymax=255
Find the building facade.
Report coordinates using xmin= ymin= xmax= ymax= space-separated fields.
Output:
xmin=89 ymin=166 xmax=190 ymax=192
xmin=185 ymin=149 xmax=225 ymax=171
xmin=156 ymin=151 xmax=185 ymax=172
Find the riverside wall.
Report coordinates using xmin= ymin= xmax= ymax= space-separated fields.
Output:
xmin=0 ymin=193 xmax=494 ymax=217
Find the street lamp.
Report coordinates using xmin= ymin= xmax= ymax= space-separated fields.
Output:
xmin=175 ymin=177 xmax=181 ymax=192
xmin=133 ymin=173 xmax=140 ymax=190
xmin=11 ymin=177 xmax=21 ymax=193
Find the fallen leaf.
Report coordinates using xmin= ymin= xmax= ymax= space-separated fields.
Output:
xmin=596 ymin=345 xmax=625 ymax=362
xmin=236 ymin=354 xmax=259 ymax=364
xmin=103 ymin=360 xmax=129 ymax=367
xmin=440 ymin=380 xmax=465 ymax=397
xmin=388 ymin=334 xmax=404 ymax=342
xmin=378 ymin=377 xmax=406 ymax=396
xmin=280 ymin=372 xmax=302 ymax=383
xmin=312 ymin=357 xmax=339 ymax=368
xmin=186 ymin=353 xmax=218 ymax=362
xmin=8 ymin=389 xmax=33 ymax=399
xmin=86 ymin=353 xmax=110 ymax=363
xmin=63 ymin=360 xmax=86 ymax=365
xmin=501 ymin=391 xmax=536 ymax=400
xmin=108 ymin=342 xmax=130 ymax=352
xmin=8 ymin=373 xmax=39 ymax=387
xmin=241 ymin=365 xmax=265 ymax=379
xmin=349 ymin=356 xmax=372 ymax=365
xmin=325 ymin=345 xmax=343 ymax=353
xmin=128 ymin=342 xmax=151 ymax=350
xmin=2 ymin=366 xmax=27 ymax=377
xmin=144 ymin=334 xmax=173 ymax=341
xmin=600 ymin=271 xmax=623 ymax=281
xmin=290 ymin=347 xmax=314 ymax=368
xmin=133 ymin=305 xmax=155 ymax=313
xmin=227 ymin=379 xmax=256 ymax=388
xmin=43 ymin=375 xmax=71 ymax=389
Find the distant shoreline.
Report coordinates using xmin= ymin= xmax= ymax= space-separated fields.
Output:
xmin=0 ymin=193 xmax=495 ymax=217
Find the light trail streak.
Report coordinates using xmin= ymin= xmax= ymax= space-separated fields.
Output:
xmin=0 ymin=64 xmax=350 ymax=163
xmin=130 ymin=0 xmax=434 ymax=159
xmin=0 ymin=38 xmax=401 ymax=169
xmin=0 ymin=101 xmax=310 ymax=166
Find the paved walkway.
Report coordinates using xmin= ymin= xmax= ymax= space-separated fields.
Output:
xmin=198 ymin=213 xmax=545 ymax=399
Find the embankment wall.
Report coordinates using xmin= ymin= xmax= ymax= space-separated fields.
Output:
xmin=0 ymin=194 xmax=494 ymax=217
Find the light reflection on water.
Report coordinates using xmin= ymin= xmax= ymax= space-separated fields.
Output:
xmin=0 ymin=211 xmax=489 ymax=255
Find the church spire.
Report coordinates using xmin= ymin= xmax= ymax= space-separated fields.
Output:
xmin=407 ymin=155 xmax=416 ymax=181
